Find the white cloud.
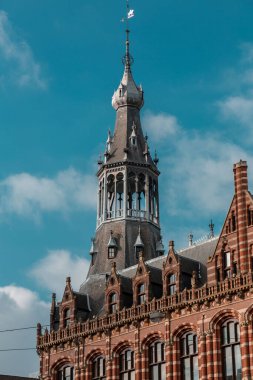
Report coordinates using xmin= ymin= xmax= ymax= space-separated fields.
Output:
xmin=0 ymin=168 xmax=97 ymax=221
xmin=0 ymin=285 xmax=49 ymax=376
xmin=0 ymin=10 xmax=47 ymax=89
xmin=29 ymin=250 xmax=90 ymax=295
xmin=219 ymin=96 xmax=253 ymax=129
xmin=218 ymin=43 xmax=253 ymax=133
xmin=163 ymin=131 xmax=253 ymax=217
xmin=143 ymin=110 xmax=180 ymax=142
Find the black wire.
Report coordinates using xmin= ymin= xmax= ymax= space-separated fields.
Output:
xmin=0 ymin=325 xmax=49 ymax=333
xmin=0 ymin=348 xmax=36 ymax=352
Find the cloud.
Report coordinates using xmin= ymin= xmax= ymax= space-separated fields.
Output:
xmin=218 ymin=43 xmax=253 ymax=133
xmin=0 ymin=168 xmax=97 ymax=221
xmin=219 ymin=96 xmax=253 ymax=129
xmin=0 ymin=10 xmax=47 ymax=89
xmin=142 ymin=110 xmax=181 ymax=142
xmin=0 ymin=285 xmax=49 ymax=376
xmin=29 ymin=250 xmax=90 ymax=295
xmin=162 ymin=131 xmax=253 ymax=217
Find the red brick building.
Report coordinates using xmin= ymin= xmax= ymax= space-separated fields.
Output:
xmin=37 ymin=31 xmax=253 ymax=380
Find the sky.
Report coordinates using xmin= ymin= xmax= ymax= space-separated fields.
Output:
xmin=1 ymin=0 xmax=253 ymax=376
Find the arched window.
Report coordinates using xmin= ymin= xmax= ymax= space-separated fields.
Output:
xmin=180 ymin=332 xmax=199 ymax=380
xmin=168 ymin=273 xmax=176 ymax=295
xmin=221 ymin=320 xmax=242 ymax=379
xmin=92 ymin=356 xmax=106 ymax=380
xmin=119 ymin=349 xmax=135 ymax=379
xmin=58 ymin=366 xmax=74 ymax=380
xmin=137 ymin=283 xmax=146 ymax=305
xmin=108 ymin=292 xmax=118 ymax=314
xmin=149 ymin=341 xmax=165 ymax=380
xmin=63 ymin=309 xmax=70 ymax=328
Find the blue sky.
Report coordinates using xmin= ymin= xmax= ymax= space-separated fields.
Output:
xmin=1 ymin=0 xmax=253 ymax=375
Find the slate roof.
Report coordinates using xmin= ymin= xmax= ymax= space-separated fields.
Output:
xmin=76 ymin=238 xmax=218 ymax=317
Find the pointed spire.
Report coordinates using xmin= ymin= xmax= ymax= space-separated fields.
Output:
xmin=108 ymin=230 xmax=118 ymax=248
xmin=209 ymin=220 xmax=214 ymax=238
xmin=112 ymin=29 xmax=144 ymax=110
xmin=134 ymin=225 xmax=144 ymax=248
xmin=154 ymin=150 xmax=159 ymax=166
xmin=106 ymin=130 xmax=113 ymax=152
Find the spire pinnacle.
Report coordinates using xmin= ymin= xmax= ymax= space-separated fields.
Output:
xmin=122 ymin=29 xmax=134 ymax=70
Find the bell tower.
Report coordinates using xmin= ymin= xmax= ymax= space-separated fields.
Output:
xmin=88 ymin=30 xmax=163 ymax=276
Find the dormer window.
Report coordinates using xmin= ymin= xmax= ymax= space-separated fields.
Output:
xmin=223 ymin=251 xmax=231 ymax=279
xmin=168 ymin=274 xmax=176 ymax=295
xmin=130 ymin=123 xmax=137 ymax=146
xmin=108 ymin=292 xmax=118 ymax=314
xmin=64 ymin=308 xmax=70 ymax=328
xmin=134 ymin=226 xmax=144 ymax=259
xmin=137 ymin=283 xmax=146 ymax=305
xmin=108 ymin=231 xmax=118 ymax=259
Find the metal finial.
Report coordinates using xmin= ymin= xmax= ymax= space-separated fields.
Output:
xmin=189 ymin=233 xmax=193 ymax=247
xmin=154 ymin=150 xmax=159 ymax=165
xmin=97 ymin=154 xmax=103 ymax=166
xmin=209 ymin=220 xmax=214 ymax=238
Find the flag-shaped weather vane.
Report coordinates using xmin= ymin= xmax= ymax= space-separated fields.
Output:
xmin=120 ymin=0 xmax=135 ymax=67
xmin=121 ymin=0 xmax=135 ymax=24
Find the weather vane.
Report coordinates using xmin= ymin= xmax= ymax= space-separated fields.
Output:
xmin=121 ymin=0 xmax=135 ymax=23
xmin=121 ymin=0 xmax=135 ymax=67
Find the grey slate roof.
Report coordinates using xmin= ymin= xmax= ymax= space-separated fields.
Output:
xmin=77 ymin=238 xmax=218 ymax=317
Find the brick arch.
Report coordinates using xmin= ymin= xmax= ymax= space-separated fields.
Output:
xmin=209 ymin=309 xmax=241 ymax=331
xmin=172 ymin=322 xmax=197 ymax=339
xmin=112 ymin=339 xmax=134 ymax=355
xmin=50 ymin=357 xmax=74 ymax=380
xmin=51 ymin=357 xmax=74 ymax=372
xmin=85 ymin=348 xmax=105 ymax=364
xmin=245 ymin=303 xmax=253 ymax=322
xmin=141 ymin=331 xmax=164 ymax=350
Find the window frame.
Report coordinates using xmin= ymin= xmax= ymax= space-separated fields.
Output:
xmin=119 ymin=349 xmax=135 ymax=380
xmin=137 ymin=283 xmax=146 ymax=305
xmin=63 ymin=308 xmax=71 ymax=328
xmin=58 ymin=366 xmax=74 ymax=380
xmin=108 ymin=292 xmax=118 ymax=314
xmin=180 ymin=332 xmax=199 ymax=380
xmin=149 ymin=341 xmax=165 ymax=380
xmin=92 ymin=356 xmax=106 ymax=380
xmin=167 ymin=273 xmax=176 ymax=295
xmin=221 ymin=320 xmax=242 ymax=380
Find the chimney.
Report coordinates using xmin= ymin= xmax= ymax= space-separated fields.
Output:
xmin=233 ymin=160 xmax=248 ymax=195
xmin=233 ymin=160 xmax=248 ymax=273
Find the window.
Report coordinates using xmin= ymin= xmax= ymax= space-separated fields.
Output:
xmin=64 ymin=309 xmax=70 ymax=328
xmin=149 ymin=341 xmax=165 ymax=380
xmin=108 ymin=247 xmax=116 ymax=259
xmin=120 ymin=349 xmax=135 ymax=380
xmin=137 ymin=283 xmax=146 ymax=305
xmin=92 ymin=356 xmax=106 ymax=380
xmin=58 ymin=366 xmax=74 ymax=380
xmin=232 ymin=212 xmax=236 ymax=232
xmin=223 ymin=251 xmax=231 ymax=279
xmin=221 ymin=320 xmax=242 ymax=380
xmin=135 ymin=246 xmax=143 ymax=259
xmin=108 ymin=292 xmax=118 ymax=314
xmin=168 ymin=274 xmax=176 ymax=295
xmin=180 ymin=332 xmax=199 ymax=380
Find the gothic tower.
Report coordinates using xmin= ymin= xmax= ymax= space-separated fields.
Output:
xmin=87 ymin=31 xmax=163 ymax=278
